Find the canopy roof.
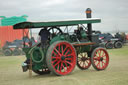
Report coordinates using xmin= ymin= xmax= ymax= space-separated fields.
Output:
xmin=13 ymin=18 xmax=101 ymax=29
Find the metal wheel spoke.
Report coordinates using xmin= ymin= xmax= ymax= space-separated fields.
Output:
xmin=64 ymin=49 xmax=70 ymax=56
xmin=52 ymin=59 xmax=58 ymax=63
xmin=77 ymin=57 xmax=81 ymax=60
xmin=52 ymin=51 xmax=57 ymax=56
xmin=87 ymin=57 xmax=90 ymax=60
xmin=63 ymin=46 xmax=68 ymax=53
xmin=52 ymin=56 xmax=60 ymax=59
xmin=65 ymin=61 xmax=73 ymax=66
xmin=96 ymin=61 xmax=100 ymax=67
xmin=65 ymin=58 xmax=72 ymax=60
xmin=64 ymin=62 xmax=68 ymax=70
xmin=86 ymin=61 xmax=89 ymax=66
xmin=54 ymin=48 xmax=61 ymax=56
xmin=102 ymin=61 xmax=104 ymax=67
xmin=98 ymin=50 xmax=101 ymax=57
xmin=52 ymin=29 xmax=54 ymax=33
xmin=99 ymin=61 xmax=101 ymax=68
xmin=79 ymin=61 xmax=82 ymax=65
xmin=85 ymin=62 xmax=88 ymax=67
xmin=103 ymin=58 xmax=106 ymax=60
xmin=53 ymin=60 xmax=61 ymax=67
xmin=61 ymin=45 xmax=64 ymax=55
xmin=60 ymin=62 xmax=63 ymax=71
xmin=83 ymin=62 xmax=86 ymax=67
xmin=55 ymin=30 xmax=58 ymax=34
xmin=93 ymin=57 xmax=99 ymax=60
xmin=78 ymin=57 xmax=81 ymax=60
xmin=62 ymin=64 xmax=67 ymax=72
xmin=57 ymin=64 xmax=60 ymax=71
xmin=84 ymin=53 xmax=87 ymax=57
xmin=102 ymin=54 xmax=106 ymax=58
xmin=101 ymin=51 xmax=105 ymax=57
xmin=102 ymin=61 xmax=106 ymax=65
xmin=94 ymin=54 xmax=98 ymax=58
xmin=94 ymin=60 xmax=97 ymax=64
xmin=80 ymin=53 xmax=84 ymax=58
xmin=85 ymin=60 xmax=89 ymax=64
xmin=66 ymin=53 xmax=73 ymax=57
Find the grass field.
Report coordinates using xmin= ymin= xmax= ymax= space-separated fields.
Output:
xmin=0 ymin=46 xmax=128 ymax=85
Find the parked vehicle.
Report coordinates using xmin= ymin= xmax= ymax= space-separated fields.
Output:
xmin=2 ymin=37 xmax=36 ymax=56
xmin=98 ymin=33 xmax=123 ymax=49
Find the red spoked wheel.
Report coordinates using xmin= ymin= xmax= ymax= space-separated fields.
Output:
xmin=77 ymin=52 xmax=91 ymax=70
xmin=91 ymin=47 xmax=109 ymax=71
xmin=46 ymin=41 xmax=77 ymax=76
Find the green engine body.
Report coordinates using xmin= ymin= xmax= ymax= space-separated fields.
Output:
xmin=22 ymin=30 xmax=92 ymax=71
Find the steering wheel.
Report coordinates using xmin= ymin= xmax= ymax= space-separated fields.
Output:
xmin=48 ymin=27 xmax=63 ymax=37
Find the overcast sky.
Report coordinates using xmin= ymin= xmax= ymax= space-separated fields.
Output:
xmin=0 ymin=0 xmax=128 ymax=33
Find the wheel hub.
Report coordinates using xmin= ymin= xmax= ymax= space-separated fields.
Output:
xmin=81 ymin=57 xmax=88 ymax=61
xmin=100 ymin=57 xmax=103 ymax=61
xmin=61 ymin=56 xmax=65 ymax=61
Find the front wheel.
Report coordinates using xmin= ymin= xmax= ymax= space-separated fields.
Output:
xmin=77 ymin=52 xmax=91 ymax=70
xmin=114 ymin=41 xmax=122 ymax=48
xmin=46 ymin=41 xmax=77 ymax=76
xmin=91 ymin=47 xmax=109 ymax=71
xmin=105 ymin=42 xmax=113 ymax=49
xmin=3 ymin=48 xmax=12 ymax=56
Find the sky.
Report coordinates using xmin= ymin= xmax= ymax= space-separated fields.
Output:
xmin=0 ymin=0 xmax=128 ymax=33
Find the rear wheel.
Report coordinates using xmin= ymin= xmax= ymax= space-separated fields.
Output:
xmin=3 ymin=48 xmax=12 ymax=56
xmin=77 ymin=52 xmax=91 ymax=70
xmin=91 ymin=47 xmax=109 ymax=71
xmin=114 ymin=41 xmax=122 ymax=48
xmin=46 ymin=41 xmax=77 ymax=76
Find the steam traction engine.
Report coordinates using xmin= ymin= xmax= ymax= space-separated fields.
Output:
xmin=13 ymin=8 xmax=109 ymax=76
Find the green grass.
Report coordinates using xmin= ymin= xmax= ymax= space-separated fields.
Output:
xmin=0 ymin=46 xmax=128 ymax=85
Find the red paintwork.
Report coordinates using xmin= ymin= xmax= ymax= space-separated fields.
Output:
xmin=51 ymin=42 xmax=76 ymax=75
xmin=0 ymin=26 xmax=29 ymax=47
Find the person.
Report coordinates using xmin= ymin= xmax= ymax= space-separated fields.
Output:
xmin=75 ymin=26 xmax=84 ymax=40
xmin=39 ymin=27 xmax=50 ymax=49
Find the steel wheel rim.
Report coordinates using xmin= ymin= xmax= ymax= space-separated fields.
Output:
xmin=77 ymin=53 xmax=91 ymax=69
xmin=93 ymin=48 xmax=109 ymax=70
xmin=51 ymin=42 xmax=76 ymax=75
